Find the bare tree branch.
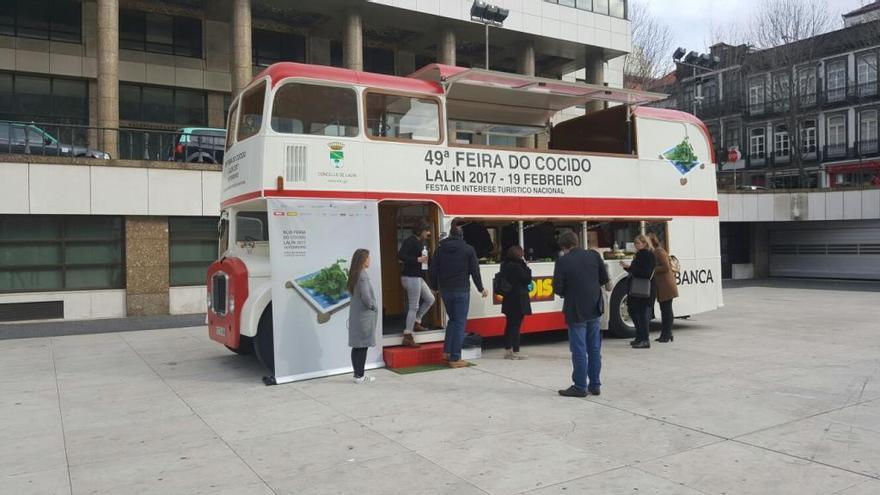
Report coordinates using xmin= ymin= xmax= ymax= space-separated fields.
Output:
xmin=625 ymin=0 xmax=674 ymax=85
xmin=748 ymin=0 xmax=839 ymax=48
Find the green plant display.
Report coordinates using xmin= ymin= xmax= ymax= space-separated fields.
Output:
xmin=300 ymin=259 xmax=349 ymax=300
xmin=665 ymin=138 xmax=698 ymax=164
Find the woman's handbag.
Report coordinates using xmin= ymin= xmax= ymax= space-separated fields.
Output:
xmin=628 ymin=269 xmax=655 ymax=299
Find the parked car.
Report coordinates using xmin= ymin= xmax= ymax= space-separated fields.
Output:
xmin=171 ymin=127 xmax=226 ymax=163
xmin=736 ymin=185 xmax=769 ymax=191
xmin=0 ymin=121 xmax=110 ymax=159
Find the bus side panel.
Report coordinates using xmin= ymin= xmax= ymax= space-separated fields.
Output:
xmin=667 ymin=216 xmax=723 ymax=318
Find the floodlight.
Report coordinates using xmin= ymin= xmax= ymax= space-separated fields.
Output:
xmin=673 ymin=47 xmax=687 ymax=60
xmin=684 ymin=51 xmax=699 ymax=64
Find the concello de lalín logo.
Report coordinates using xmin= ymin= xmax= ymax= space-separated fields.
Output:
xmin=328 ymin=142 xmax=344 ymax=168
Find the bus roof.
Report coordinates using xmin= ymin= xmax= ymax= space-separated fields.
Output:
xmin=253 ymin=62 xmax=444 ymax=95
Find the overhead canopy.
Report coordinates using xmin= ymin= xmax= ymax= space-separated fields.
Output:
xmin=410 ymin=64 xmax=667 ymax=126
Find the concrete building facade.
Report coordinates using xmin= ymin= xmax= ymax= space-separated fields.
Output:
xmin=0 ymin=0 xmax=632 ymax=322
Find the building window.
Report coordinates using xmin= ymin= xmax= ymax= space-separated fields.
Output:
xmin=252 ymin=29 xmax=306 ymax=67
xmin=771 ymin=72 xmax=790 ymax=112
xmin=825 ymin=60 xmax=847 ymax=102
xmin=800 ymin=119 xmax=816 ymax=154
xmin=0 ymin=72 xmax=89 ymax=125
xmin=724 ymin=122 xmax=740 ymax=152
xmin=271 ymin=83 xmax=359 ymax=137
xmin=0 ymin=0 xmax=82 ymax=43
xmin=797 ymin=67 xmax=817 ymax=106
xmin=119 ymin=83 xmax=206 ymax=125
xmin=859 ymin=110 xmax=878 ymax=154
xmin=169 ymin=217 xmax=218 ymax=287
xmin=120 ymin=9 xmax=203 ymax=58
xmin=857 ymin=53 xmax=878 ymax=97
xmin=364 ymin=46 xmax=396 ymax=75
xmin=826 ymin=114 xmax=847 ymax=157
xmin=748 ymin=78 xmax=765 ymax=115
xmin=365 ymin=92 xmax=441 ymax=143
xmin=593 ymin=0 xmax=609 ymax=15
xmin=330 ymin=40 xmax=343 ymax=68
xmin=773 ymin=124 xmax=789 ymax=157
xmin=0 ymin=215 xmax=124 ymax=293
xmin=749 ymin=127 xmax=765 ymax=159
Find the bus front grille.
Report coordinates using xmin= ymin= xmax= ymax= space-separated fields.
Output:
xmin=212 ymin=272 xmax=228 ymax=316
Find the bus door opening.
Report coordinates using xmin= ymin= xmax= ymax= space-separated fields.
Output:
xmin=378 ymin=201 xmax=442 ymax=336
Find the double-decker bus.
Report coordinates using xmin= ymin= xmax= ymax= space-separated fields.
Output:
xmin=207 ymin=62 xmax=722 ymax=374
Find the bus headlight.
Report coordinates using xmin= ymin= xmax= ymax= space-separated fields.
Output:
xmin=206 ymin=290 xmax=212 ymax=310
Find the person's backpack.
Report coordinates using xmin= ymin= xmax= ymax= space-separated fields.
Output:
xmin=669 ymin=255 xmax=681 ymax=274
xmin=492 ymin=270 xmax=513 ymax=296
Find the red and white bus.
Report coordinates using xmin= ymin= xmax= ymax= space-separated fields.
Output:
xmin=207 ymin=62 xmax=722 ymax=373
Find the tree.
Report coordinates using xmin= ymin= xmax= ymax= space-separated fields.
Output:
xmin=747 ymin=0 xmax=837 ymax=48
xmin=624 ymin=0 xmax=674 ymax=87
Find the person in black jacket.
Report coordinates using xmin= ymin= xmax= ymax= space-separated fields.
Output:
xmin=397 ymin=220 xmax=435 ymax=348
xmin=553 ymin=231 xmax=610 ymax=397
xmin=499 ymin=245 xmax=532 ymax=360
xmin=621 ymin=234 xmax=657 ymax=349
xmin=428 ymin=225 xmax=488 ymax=368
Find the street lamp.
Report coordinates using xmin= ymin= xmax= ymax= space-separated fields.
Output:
xmin=672 ymin=46 xmax=721 ymax=115
xmin=471 ymin=0 xmax=509 ymax=69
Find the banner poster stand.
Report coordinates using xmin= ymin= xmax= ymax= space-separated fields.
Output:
xmin=267 ymin=198 xmax=384 ymax=384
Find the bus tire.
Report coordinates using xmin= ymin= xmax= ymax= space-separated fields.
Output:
xmin=608 ymin=282 xmax=636 ymax=339
xmin=254 ymin=305 xmax=275 ymax=374
xmin=225 ymin=335 xmax=253 ymax=355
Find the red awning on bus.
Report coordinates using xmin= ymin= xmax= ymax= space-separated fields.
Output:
xmin=410 ymin=64 xmax=667 ymax=126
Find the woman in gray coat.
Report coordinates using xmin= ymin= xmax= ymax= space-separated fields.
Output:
xmin=347 ymin=248 xmax=377 ymax=383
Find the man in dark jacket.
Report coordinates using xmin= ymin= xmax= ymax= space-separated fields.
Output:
xmin=429 ymin=225 xmax=488 ymax=368
xmin=553 ymin=231 xmax=610 ymax=397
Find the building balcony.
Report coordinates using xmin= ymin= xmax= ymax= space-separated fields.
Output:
xmin=695 ymin=98 xmax=741 ymax=119
xmin=822 ymin=140 xmax=880 ymax=162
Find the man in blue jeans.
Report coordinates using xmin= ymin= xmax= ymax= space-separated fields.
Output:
xmin=553 ymin=231 xmax=610 ymax=397
xmin=429 ymin=225 xmax=488 ymax=368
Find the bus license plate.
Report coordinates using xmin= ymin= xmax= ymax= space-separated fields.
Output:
xmin=215 ymin=327 xmax=226 ymax=337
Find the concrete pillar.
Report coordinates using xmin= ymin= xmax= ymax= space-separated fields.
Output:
xmin=96 ymin=0 xmax=119 ymax=158
xmin=584 ymin=54 xmax=606 ymax=113
xmin=516 ymin=43 xmax=537 ymax=148
xmin=517 ymin=42 xmax=535 ymax=76
xmin=231 ymin=0 xmax=253 ymax=96
xmin=750 ymin=222 xmax=770 ymax=278
xmin=344 ymin=9 xmax=363 ymax=71
xmin=125 ymin=217 xmax=170 ymax=316
xmin=207 ymin=93 xmax=227 ymax=129
xmin=438 ymin=29 xmax=456 ymax=66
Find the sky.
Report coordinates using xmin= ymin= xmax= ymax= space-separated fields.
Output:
xmin=645 ymin=0 xmax=869 ymax=54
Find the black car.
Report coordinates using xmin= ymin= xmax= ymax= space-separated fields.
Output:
xmin=0 ymin=121 xmax=110 ymax=159
xmin=171 ymin=127 xmax=226 ymax=163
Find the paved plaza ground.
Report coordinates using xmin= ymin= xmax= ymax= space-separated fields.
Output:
xmin=1 ymin=284 xmax=879 ymax=494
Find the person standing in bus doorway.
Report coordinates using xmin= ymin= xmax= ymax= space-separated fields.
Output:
xmin=398 ymin=220 xmax=436 ymax=348
xmin=347 ymin=249 xmax=377 ymax=383
xmin=553 ymin=231 xmax=610 ymax=397
xmin=648 ymin=233 xmax=678 ymax=343
xmin=621 ymin=235 xmax=657 ymax=349
xmin=500 ymin=245 xmax=532 ymax=360
xmin=429 ymin=225 xmax=488 ymax=368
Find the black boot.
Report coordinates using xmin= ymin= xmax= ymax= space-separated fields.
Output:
xmin=631 ymin=340 xmax=651 ymax=349
xmin=655 ymin=335 xmax=674 ymax=343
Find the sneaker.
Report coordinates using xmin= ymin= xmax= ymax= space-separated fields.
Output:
xmin=504 ymin=349 xmax=514 ymax=360
xmin=557 ymin=386 xmax=588 ymax=398
xmin=448 ymin=359 xmax=470 ymax=368
xmin=512 ymin=352 xmax=528 ymax=360
xmin=352 ymin=375 xmax=376 ymax=384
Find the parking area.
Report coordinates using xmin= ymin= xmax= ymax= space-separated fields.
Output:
xmin=2 ymin=284 xmax=879 ymax=495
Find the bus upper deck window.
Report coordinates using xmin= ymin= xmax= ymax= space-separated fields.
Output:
xmin=225 ymin=101 xmax=239 ymax=150
xmin=237 ymin=81 xmax=266 ymax=141
xmin=365 ymin=92 xmax=440 ymax=143
xmin=271 ymin=83 xmax=359 ymax=137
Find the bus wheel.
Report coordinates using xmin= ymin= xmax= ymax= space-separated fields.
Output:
xmin=608 ymin=282 xmax=636 ymax=339
xmin=254 ymin=305 xmax=275 ymax=374
xmin=225 ymin=336 xmax=253 ymax=355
